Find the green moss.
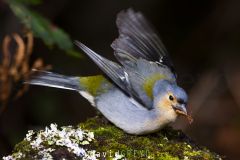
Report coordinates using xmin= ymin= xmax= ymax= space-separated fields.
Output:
xmin=12 ymin=140 xmax=39 ymax=160
xmin=6 ymin=116 xmax=222 ymax=160
xmin=13 ymin=140 xmax=31 ymax=153
xmin=78 ymin=116 xmax=222 ymax=160
xmin=155 ymin=153 xmax=179 ymax=160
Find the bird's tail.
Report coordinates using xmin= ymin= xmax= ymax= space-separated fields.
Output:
xmin=26 ymin=70 xmax=80 ymax=91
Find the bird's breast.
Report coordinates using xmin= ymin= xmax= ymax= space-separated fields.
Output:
xmin=95 ymin=87 xmax=176 ymax=135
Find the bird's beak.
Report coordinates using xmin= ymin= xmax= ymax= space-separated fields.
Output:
xmin=172 ymin=104 xmax=187 ymax=115
xmin=172 ymin=104 xmax=193 ymax=123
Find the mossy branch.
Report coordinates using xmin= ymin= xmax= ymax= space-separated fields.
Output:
xmin=3 ymin=116 xmax=222 ymax=160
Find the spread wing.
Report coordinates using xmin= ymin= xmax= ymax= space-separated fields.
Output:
xmin=111 ymin=8 xmax=175 ymax=74
xmin=75 ymin=9 xmax=176 ymax=109
xmin=75 ymin=42 xmax=175 ymax=109
xmin=75 ymin=41 xmax=147 ymax=107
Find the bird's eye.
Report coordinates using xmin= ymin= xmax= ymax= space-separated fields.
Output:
xmin=169 ymin=95 xmax=174 ymax=101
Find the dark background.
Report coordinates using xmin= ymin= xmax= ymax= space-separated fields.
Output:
xmin=1 ymin=0 xmax=240 ymax=159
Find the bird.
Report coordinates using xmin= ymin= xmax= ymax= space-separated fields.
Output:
xmin=28 ymin=8 xmax=192 ymax=135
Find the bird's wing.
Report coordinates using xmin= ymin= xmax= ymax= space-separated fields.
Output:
xmin=75 ymin=41 xmax=155 ymax=109
xmin=75 ymin=42 xmax=127 ymax=91
xmin=75 ymin=9 xmax=177 ymax=109
xmin=127 ymin=58 xmax=175 ymax=107
xmin=111 ymin=8 xmax=176 ymax=75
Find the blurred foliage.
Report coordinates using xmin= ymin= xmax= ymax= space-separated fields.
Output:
xmin=5 ymin=0 xmax=81 ymax=58
xmin=13 ymin=0 xmax=42 ymax=5
xmin=0 ymin=32 xmax=51 ymax=113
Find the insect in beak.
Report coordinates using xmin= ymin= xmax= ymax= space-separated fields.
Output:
xmin=172 ymin=104 xmax=193 ymax=124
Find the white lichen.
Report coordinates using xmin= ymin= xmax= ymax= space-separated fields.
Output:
xmin=38 ymin=148 xmax=55 ymax=160
xmin=113 ymin=153 xmax=125 ymax=160
xmin=2 ymin=123 xmax=99 ymax=160
xmin=25 ymin=130 xmax=34 ymax=141
xmin=83 ymin=150 xmax=98 ymax=160
xmin=2 ymin=151 xmax=25 ymax=160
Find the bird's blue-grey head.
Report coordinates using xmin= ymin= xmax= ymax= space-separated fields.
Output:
xmin=153 ymin=79 xmax=188 ymax=116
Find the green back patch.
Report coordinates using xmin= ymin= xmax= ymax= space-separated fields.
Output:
xmin=143 ymin=73 xmax=166 ymax=98
xmin=79 ymin=75 xmax=111 ymax=96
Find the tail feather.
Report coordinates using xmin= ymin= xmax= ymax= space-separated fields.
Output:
xmin=27 ymin=70 xmax=80 ymax=91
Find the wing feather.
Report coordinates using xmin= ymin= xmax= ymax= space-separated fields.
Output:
xmin=75 ymin=9 xmax=177 ymax=110
xmin=111 ymin=8 xmax=175 ymax=73
xmin=75 ymin=41 xmax=155 ymax=109
xmin=75 ymin=41 xmax=126 ymax=90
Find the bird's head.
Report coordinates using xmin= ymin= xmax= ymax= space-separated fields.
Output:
xmin=153 ymin=80 xmax=192 ymax=123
